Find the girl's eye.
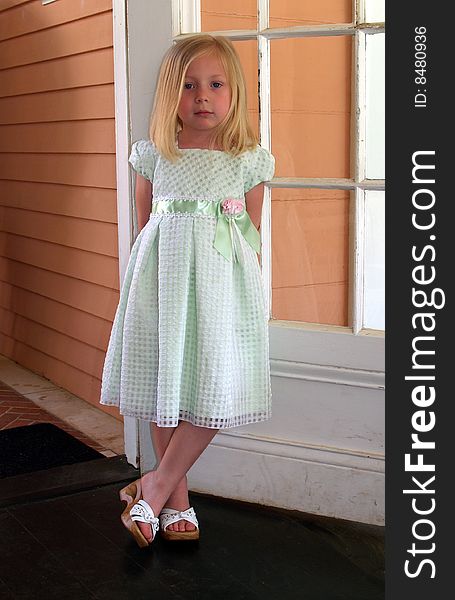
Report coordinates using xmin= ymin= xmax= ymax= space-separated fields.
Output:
xmin=183 ymin=82 xmax=224 ymax=89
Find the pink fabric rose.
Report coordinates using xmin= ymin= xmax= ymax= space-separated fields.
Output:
xmin=221 ymin=198 xmax=244 ymax=215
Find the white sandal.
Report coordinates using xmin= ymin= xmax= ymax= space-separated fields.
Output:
xmin=119 ymin=480 xmax=159 ymax=548
xmin=159 ymin=507 xmax=200 ymax=541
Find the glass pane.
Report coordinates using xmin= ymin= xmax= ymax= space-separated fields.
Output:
xmin=271 ymin=187 xmax=349 ymax=326
xmin=270 ymin=0 xmax=352 ymax=27
xmin=201 ymin=0 xmax=257 ymax=31
xmin=365 ymin=33 xmax=385 ymax=179
xmin=271 ymin=36 xmax=352 ymax=179
xmin=232 ymin=40 xmax=259 ymax=137
xmin=363 ymin=190 xmax=384 ymax=330
xmin=365 ymin=0 xmax=385 ymax=23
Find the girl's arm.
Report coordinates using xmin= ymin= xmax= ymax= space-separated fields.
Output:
xmin=244 ymin=182 xmax=265 ymax=231
xmin=135 ymin=173 xmax=153 ymax=232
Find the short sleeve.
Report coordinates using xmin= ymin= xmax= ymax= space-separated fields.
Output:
xmin=128 ymin=139 xmax=156 ymax=182
xmin=243 ymin=145 xmax=275 ymax=194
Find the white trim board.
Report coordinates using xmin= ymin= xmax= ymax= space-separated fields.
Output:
xmin=113 ymin=0 xmax=173 ymax=466
xmin=188 ymin=439 xmax=384 ymax=525
xmin=270 ymin=322 xmax=384 ymax=372
xmin=271 ymin=359 xmax=384 ymax=389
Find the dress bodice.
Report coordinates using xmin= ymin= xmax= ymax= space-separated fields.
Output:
xmin=128 ymin=139 xmax=275 ymax=202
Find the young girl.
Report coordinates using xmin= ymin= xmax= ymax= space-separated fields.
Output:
xmin=99 ymin=33 xmax=275 ymax=548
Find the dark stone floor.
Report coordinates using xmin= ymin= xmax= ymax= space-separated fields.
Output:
xmin=0 ymin=456 xmax=384 ymax=600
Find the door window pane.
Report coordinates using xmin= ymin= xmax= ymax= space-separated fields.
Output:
xmin=365 ymin=0 xmax=385 ymax=23
xmin=270 ymin=0 xmax=352 ymax=27
xmin=365 ymin=33 xmax=384 ymax=179
xmin=201 ymin=0 xmax=257 ymax=31
xmin=271 ymin=36 xmax=352 ymax=178
xmin=271 ymin=187 xmax=349 ymax=326
xmin=363 ymin=190 xmax=384 ymax=330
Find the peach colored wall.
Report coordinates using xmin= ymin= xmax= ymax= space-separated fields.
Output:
xmin=203 ymin=2 xmax=351 ymax=326
xmin=0 ymin=0 xmax=120 ymax=419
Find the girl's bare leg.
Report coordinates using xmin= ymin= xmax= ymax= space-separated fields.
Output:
xmin=150 ymin=421 xmax=194 ymax=532
xmin=137 ymin=420 xmax=219 ymax=542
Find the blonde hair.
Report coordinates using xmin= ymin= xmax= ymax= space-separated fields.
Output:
xmin=149 ymin=34 xmax=258 ymax=162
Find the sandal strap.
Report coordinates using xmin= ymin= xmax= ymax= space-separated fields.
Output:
xmin=130 ymin=499 xmax=159 ymax=534
xmin=159 ymin=506 xmax=199 ymax=531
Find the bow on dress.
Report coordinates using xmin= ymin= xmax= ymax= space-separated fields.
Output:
xmin=213 ymin=198 xmax=261 ymax=263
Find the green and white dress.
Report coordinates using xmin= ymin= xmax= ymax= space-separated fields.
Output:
xmin=99 ymin=138 xmax=275 ymax=429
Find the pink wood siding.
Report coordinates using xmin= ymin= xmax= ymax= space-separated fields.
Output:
xmin=0 ymin=0 xmax=120 ymax=419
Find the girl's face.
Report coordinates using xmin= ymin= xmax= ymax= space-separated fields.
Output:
xmin=178 ymin=53 xmax=231 ymax=139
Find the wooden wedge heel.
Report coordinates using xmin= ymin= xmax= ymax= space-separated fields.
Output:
xmin=119 ymin=479 xmax=159 ymax=548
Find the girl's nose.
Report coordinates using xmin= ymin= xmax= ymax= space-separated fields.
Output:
xmin=195 ymin=87 xmax=209 ymax=102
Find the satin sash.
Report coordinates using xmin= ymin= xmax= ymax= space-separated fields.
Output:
xmin=151 ymin=199 xmax=261 ymax=263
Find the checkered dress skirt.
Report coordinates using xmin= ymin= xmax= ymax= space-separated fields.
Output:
xmin=99 ymin=139 xmax=275 ymax=429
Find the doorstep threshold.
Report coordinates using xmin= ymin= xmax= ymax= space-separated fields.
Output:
xmin=0 ymin=454 xmax=139 ymax=509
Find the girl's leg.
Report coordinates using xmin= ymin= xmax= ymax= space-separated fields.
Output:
xmin=150 ymin=421 xmax=193 ymax=532
xmin=137 ymin=420 xmax=219 ymax=542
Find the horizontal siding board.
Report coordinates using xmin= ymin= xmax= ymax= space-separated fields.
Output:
xmin=0 ymin=333 xmax=119 ymax=418
xmin=0 ymin=11 xmax=113 ymax=69
xmin=0 ymin=120 xmax=116 ymax=152
xmin=0 ymin=85 xmax=115 ymax=125
xmin=1 ymin=206 xmax=119 ymax=256
xmin=0 ymin=0 xmax=112 ymax=42
xmin=0 ymin=181 xmax=118 ymax=223
xmin=0 ymin=282 xmax=114 ymax=350
xmin=0 ymin=1 xmax=30 ymax=11
xmin=0 ymin=232 xmax=119 ymax=288
xmin=0 ymin=153 xmax=116 ymax=188
xmin=0 ymin=48 xmax=114 ymax=97
xmin=0 ymin=257 xmax=119 ymax=320
xmin=0 ymin=307 xmax=106 ymax=374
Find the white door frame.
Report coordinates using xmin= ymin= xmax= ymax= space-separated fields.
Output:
xmin=112 ymin=0 xmax=174 ymax=466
